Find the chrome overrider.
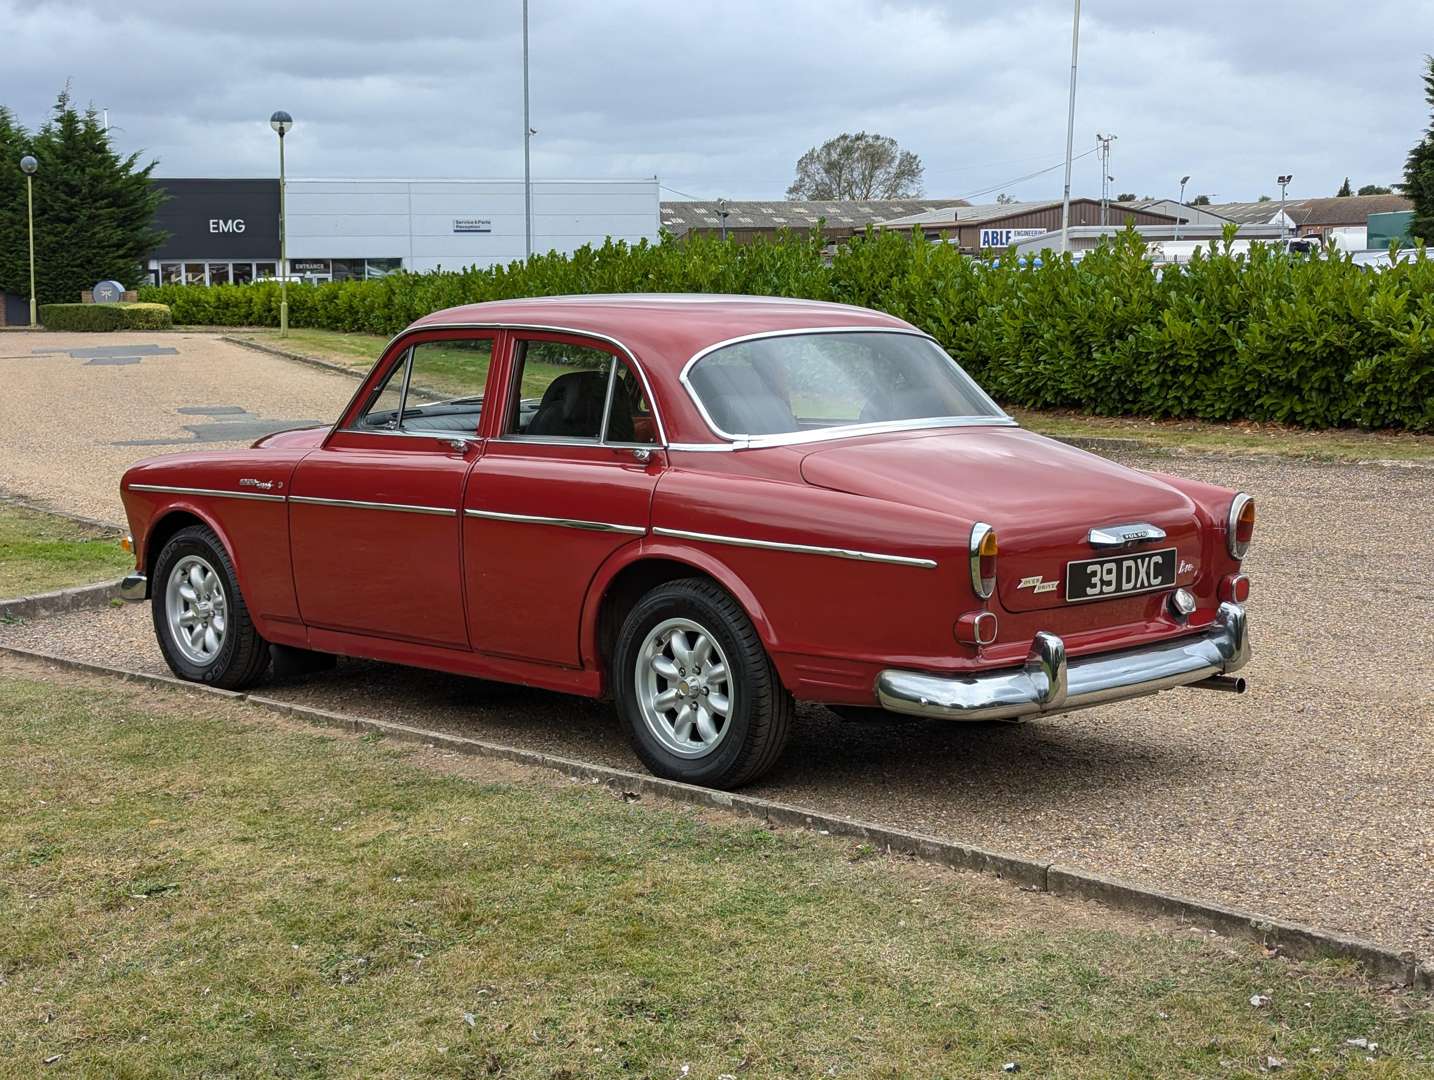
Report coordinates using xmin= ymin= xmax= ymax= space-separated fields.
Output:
xmin=119 ymin=572 xmax=148 ymax=602
xmin=876 ymin=602 xmax=1249 ymax=722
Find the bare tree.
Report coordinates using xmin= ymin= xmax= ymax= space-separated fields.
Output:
xmin=786 ymin=132 xmax=923 ymax=200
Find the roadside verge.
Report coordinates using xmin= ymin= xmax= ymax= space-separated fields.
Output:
xmin=0 ymin=641 xmax=1425 ymax=989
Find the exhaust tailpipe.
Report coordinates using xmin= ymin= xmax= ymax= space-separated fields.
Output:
xmin=1191 ymin=674 xmax=1247 ymax=694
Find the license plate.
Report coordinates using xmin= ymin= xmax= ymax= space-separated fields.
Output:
xmin=1066 ymin=547 xmax=1177 ymax=602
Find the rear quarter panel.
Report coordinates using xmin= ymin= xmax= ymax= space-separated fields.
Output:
xmin=651 ymin=456 xmax=970 ymax=701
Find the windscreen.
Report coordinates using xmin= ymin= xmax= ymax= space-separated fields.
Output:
xmin=686 ymin=331 xmax=1005 ymax=437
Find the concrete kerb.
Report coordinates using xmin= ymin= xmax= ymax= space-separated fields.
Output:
xmin=0 ymin=580 xmax=126 ymax=622
xmin=220 ymin=335 xmax=365 ymax=379
xmin=0 ymin=641 xmax=1423 ymax=987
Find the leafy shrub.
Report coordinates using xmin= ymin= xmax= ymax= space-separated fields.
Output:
xmin=137 ymin=229 xmax=1434 ymax=431
xmin=40 ymin=301 xmax=172 ymax=331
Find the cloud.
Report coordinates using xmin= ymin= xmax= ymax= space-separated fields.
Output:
xmin=1 ymin=0 xmax=1427 ymax=203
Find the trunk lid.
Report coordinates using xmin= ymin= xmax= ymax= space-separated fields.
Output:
xmin=798 ymin=427 xmax=1202 ymax=611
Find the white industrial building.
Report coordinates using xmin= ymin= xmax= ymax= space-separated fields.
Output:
xmin=146 ymin=177 xmax=661 ymax=284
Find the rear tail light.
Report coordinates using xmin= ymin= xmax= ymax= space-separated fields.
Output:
xmin=1220 ymin=573 xmax=1251 ymax=604
xmin=1227 ymin=493 xmax=1254 ymax=559
xmin=969 ymin=522 xmax=997 ymax=599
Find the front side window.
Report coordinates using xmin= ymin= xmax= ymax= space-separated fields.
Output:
xmin=352 ymin=338 xmax=494 ymax=435
xmin=685 ymin=331 xmax=1005 ymax=438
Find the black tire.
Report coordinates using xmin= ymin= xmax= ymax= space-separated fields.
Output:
xmin=151 ymin=524 xmax=270 ymax=690
xmin=613 ymin=577 xmax=793 ymax=789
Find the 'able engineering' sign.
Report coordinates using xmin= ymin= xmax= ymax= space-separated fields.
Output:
xmin=979 ymin=227 xmax=1046 ymax=248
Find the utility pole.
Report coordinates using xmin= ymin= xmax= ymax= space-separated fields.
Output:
xmin=270 ymin=111 xmax=293 ymax=336
xmin=1095 ymin=132 xmax=1116 ymax=225
xmin=1058 ymin=0 xmax=1081 ymax=254
xmin=717 ymin=198 xmax=729 ymax=241
xmin=523 ymin=0 xmax=533 ymax=261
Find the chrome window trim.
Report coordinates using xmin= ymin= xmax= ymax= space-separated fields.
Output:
xmin=652 ymin=526 xmax=936 ymax=569
xmin=464 ymin=508 xmax=646 ymax=535
xmin=127 ymin=483 xmax=286 ymax=503
xmin=289 ymin=494 xmax=455 ymax=516
xmin=325 ymin=322 xmax=668 ymax=448
xmin=677 ymin=325 xmax=1013 ymax=447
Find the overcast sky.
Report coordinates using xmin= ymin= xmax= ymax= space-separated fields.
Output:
xmin=1 ymin=0 xmax=1428 ymax=205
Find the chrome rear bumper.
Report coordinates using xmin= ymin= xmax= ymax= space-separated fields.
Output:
xmin=119 ymin=572 xmax=148 ymax=602
xmin=876 ymin=602 xmax=1249 ymax=722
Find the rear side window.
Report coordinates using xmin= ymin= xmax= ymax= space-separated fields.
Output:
xmin=686 ymin=331 xmax=1004 ymax=437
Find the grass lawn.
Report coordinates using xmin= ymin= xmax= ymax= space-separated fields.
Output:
xmin=0 ymin=504 xmax=130 ymax=598
xmin=230 ymin=327 xmax=1434 ymax=463
xmin=1 ymin=669 xmax=1428 ymax=1078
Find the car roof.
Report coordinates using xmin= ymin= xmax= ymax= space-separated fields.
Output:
xmin=412 ymin=294 xmax=915 ymax=371
xmin=409 ymin=294 xmax=921 ymax=444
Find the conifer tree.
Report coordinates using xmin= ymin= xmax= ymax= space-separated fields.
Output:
xmin=1405 ymin=56 xmax=1434 ymax=244
xmin=1 ymin=88 xmax=166 ymax=304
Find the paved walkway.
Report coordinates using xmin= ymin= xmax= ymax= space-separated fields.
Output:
xmin=0 ymin=331 xmax=361 ymax=524
xmin=1 ymin=391 xmax=1430 ymax=952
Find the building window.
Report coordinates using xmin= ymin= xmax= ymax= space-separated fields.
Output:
xmin=208 ymin=263 xmax=231 ymax=286
xmin=256 ymin=262 xmax=277 ymax=279
xmin=161 ymin=262 xmax=183 ymax=285
xmin=184 ymin=262 xmax=206 ymax=285
xmin=331 ymin=259 xmax=364 ymax=282
xmin=232 ymin=263 xmax=254 ymax=285
xmin=365 ymin=258 xmax=402 ymax=279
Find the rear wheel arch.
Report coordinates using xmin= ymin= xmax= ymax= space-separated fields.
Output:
xmin=585 ymin=550 xmax=777 ymax=691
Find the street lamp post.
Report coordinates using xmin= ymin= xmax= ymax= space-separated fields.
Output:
xmin=270 ymin=111 xmax=293 ymax=336
xmin=1058 ymin=0 xmax=1081 ymax=254
xmin=19 ymin=154 xmax=37 ymax=327
xmin=522 ymin=0 xmax=533 ymax=261
xmin=1277 ymin=174 xmax=1292 ymax=243
xmin=1176 ymin=175 xmax=1190 ymax=241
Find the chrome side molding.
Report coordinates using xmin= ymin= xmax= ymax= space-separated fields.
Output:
xmin=875 ymin=602 xmax=1250 ymax=722
xmin=464 ymin=508 xmax=647 ymax=535
xmin=652 ymin=526 xmax=937 ymax=569
xmin=289 ymin=495 xmax=456 ymax=516
xmin=126 ymin=482 xmax=286 ymax=503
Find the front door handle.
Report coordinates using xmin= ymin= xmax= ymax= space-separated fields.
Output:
xmin=443 ymin=438 xmax=474 ymax=454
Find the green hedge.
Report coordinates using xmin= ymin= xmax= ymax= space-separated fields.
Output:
xmin=139 ymin=230 xmax=1434 ymax=431
xmin=40 ymin=301 xmax=173 ymax=331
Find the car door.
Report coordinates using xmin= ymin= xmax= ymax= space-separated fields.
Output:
xmin=289 ymin=330 xmax=501 ymax=647
xmin=463 ymin=331 xmax=664 ymax=667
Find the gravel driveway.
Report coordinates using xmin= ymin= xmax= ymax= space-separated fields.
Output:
xmin=0 ymin=330 xmax=359 ymax=524
xmin=1 ymin=331 xmax=1430 ymax=953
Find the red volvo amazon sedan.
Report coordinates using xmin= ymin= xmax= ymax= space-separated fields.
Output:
xmin=119 ymin=295 xmax=1253 ymax=788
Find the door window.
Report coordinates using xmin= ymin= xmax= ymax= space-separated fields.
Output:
xmin=351 ymin=337 xmax=494 ymax=435
xmin=403 ymin=339 xmax=493 ymax=435
xmin=607 ymin=358 xmax=659 ymax=445
xmin=506 ymin=340 xmax=614 ymax=440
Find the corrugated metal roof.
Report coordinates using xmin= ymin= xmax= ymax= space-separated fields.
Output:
xmin=659 ymin=198 xmax=969 ymax=234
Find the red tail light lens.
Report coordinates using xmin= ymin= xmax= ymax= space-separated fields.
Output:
xmin=1220 ymin=573 xmax=1251 ymax=604
xmin=970 ymin=522 xmax=998 ymax=599
xmin=1227 ymin=494 xmax=1254 ymax=559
